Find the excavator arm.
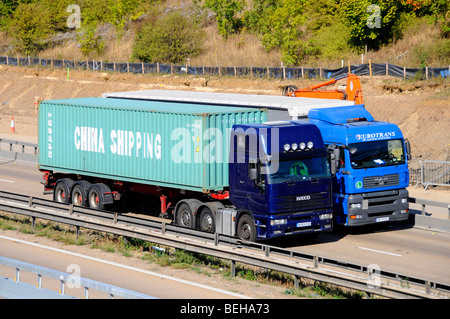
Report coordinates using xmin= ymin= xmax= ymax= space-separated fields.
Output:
xmin=283 ymin=73 xmax=363 ymax=104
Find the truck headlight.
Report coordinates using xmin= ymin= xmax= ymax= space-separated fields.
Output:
xmin=401 ymin=198 xmax=408 ymax=203
xmin=284 ymin=144 xmax=290 ymax=152
xmin=291 ymin=143 xmax=298 ymax=151
xmin=299 ymin=142 xmax=306 ymax=150
xmin=271 ymin=219 xmax=287 ymax=225
xmin=350 ymin=203 xmax=362 ymax=209
xmin=319 ymin=213 xmax=333 ymax=220
xmin=307 ymin=141 xmax=314 ymax=149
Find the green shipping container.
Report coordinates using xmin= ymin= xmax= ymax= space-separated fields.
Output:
xmin=38 ymin=97 xmax=267 ymax=192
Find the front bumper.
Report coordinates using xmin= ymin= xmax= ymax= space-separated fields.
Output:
xmin=256 ymin=209 xmax=334 ymax=239
xmin=342 ymin=188 xmax=409 ymax=226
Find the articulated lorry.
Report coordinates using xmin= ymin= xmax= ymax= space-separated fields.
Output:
xmin=103 ymin=90 xmax=410 ymax=227
xmin=38 ymin=97 xmax=334 ymax=241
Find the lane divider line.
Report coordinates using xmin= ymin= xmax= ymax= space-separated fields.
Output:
xmin=0 ymin=179 xmax=14 ymax=183
xmin=357 ymin=246 xmax=402 ymax=257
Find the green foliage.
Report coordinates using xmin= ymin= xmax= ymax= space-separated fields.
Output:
xmin=40 ymin=0 xmax=75 ymax=32
xmin=245 ymin=0 xmax=309 ymax=66
xmin=427 ymin=0 xmax=450 ymax=37
xmin=105 ymin=0 xmax=143 ymax=35
xmin=8 ymin=2 xmax=51 ymax=55
xmin=202 ymin=0 xmax=246 ymax=38
xmin=341 ymin=0 xmax=402 ymax=51
xmin=0 ymin=0 xmax=20 ymax=29
xmin=304 ymin=0 xmax=342 ymax=32
xmin=77 ymin=19 xmax=105 ymax=58
xmin=77 ymin=0 xmax=110 ymax=25
xmin=309 ymin=22 xmax=353 ymax=60
xmin=131 ymin=10 xmax=205 ymax=64
xmin=1 ymin=0 xmax=449 ymax=66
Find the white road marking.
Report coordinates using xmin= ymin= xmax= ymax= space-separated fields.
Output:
xmin=0 ymin=234 xmax=251 ymax=299
xmin=0 ymin=179 xmax=14 ymax=183
xmin=357 ymin=246 xmax=402 ymax=257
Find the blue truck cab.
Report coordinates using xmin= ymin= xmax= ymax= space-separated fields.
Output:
xmin=303 ymin=105 xmax=410 ymax=226
xmin=228 ymin=121 xmax=333 ymax=240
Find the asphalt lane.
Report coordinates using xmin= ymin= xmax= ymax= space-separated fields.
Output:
xmin=0 ymin=234 xmax=247 ymax=299
xmin=0 ymin=159 xmax=48 ymax=198
xmin=278 ymin=225 xmax=450 ymax=285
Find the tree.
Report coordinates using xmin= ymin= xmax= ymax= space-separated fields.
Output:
xmin=245 ymin=0 xmax=309 ymax=66
xmin=77 ymin=21 xmax=106 ymax=58
xmin=106 ymin=0 xmax=142 ymax=35
xmin=341 ymin=0 xmax=402 ymax=50
xmin=202 ymin=0 xmax=246 ymax=38
xmin=131 ymin=10 xmax=205 ymax=64
xmin=8 ymin=2 xmax=51 ymax=55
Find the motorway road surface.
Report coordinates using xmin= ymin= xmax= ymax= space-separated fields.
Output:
xmin=1 ymin=159 xmax=449 ymax=290
xmin=0 ymin=234 xmax=247 ymax=299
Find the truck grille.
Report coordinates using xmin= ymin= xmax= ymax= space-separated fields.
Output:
xmin=276 ymin=191 xmax=330 ymax=212
xmin=363 ymin=174 xmax=399 ymax=189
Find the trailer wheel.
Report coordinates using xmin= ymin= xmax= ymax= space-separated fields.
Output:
xmin=71 ymin=181 xmax=91 ymax=207
xmin=88 ymin=185 xmax=105 ymax=210
xmin=176 ymin=203 xmax=194 ymax=228
xmin=199 ymin=207 xmax=215 ymax=233
xmin=54 ymin=180 xmax=71 ymax=204
xmin=237 ymin=214 xmax=256 ymax=242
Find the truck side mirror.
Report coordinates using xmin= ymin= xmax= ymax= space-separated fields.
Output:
xmin=331 ymin=149 xmax=340 ymax=176
xmin=249 ymin=168 xmax=257 ymax=181
xmin=405 ymin=139 xmax=411 ymax=161
xmin=327 ymin=145 xmax=340 ymax=176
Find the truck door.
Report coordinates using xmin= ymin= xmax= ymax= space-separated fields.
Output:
xmin=230 ymin=133 xmax=266 ymax=213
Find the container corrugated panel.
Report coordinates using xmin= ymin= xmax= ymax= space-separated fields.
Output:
xmin=38 ymin=97 xmax=267 ymax=192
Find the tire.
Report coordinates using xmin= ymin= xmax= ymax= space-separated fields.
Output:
xmin=176 ymin=203 xmax=194 ymax=228
xmin=237 ymin=214 xmax=256 ymax=242
xmin=198 ymin=207 xmax=215 ymax=233
xmin=88 ymin=185 xmax=105 ymax=210
xmin=71 ymin=181 xmax=91 ymax=207
xmin=54 ymin=181 xmax=71 ymax=204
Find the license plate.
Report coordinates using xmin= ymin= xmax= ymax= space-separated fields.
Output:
xmin=375 ymin=217 xmax=389 ymax=222
xmin=297 ymin=221 xmax=312 ymax=227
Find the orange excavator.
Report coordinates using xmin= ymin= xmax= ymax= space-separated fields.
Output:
xmin=282 ymin=73 xmax=363 ymax=104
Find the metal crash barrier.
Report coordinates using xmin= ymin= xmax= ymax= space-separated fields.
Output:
xmin=0 ymin=256 xmax=155 ymax=299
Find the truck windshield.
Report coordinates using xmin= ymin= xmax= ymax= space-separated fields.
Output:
xmin=349 ymin=139 xmax=406 ymax=169
xmin=266 ymin=156 xmax=330 ymax=184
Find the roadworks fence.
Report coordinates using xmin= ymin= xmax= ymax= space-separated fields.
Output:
xmin=1 ymin=55 xmax=449 ymax=80
xmin=409 ymin=159 xmax=450 ymax=189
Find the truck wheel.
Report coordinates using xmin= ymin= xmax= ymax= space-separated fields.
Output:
xmin=237 ymin=214 xmax=256 ymax=242
xmin=71 ymin=181 xmax=91 ymax=207
xmin=54 ymin=181 xmax=71 ymax=204
xmin=199 ymin=207 xmax=215 ymax=233
xmin=88 ymin=185 xmax=105 ymax=210
xmin=176 ymin=203 xmax=194 ymax=228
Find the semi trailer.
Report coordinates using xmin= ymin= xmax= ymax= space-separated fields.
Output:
xmin=103 ymin=90 xmax=410 ymax=227
xmin=38 ymin=97 xmax=334 ymax=241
